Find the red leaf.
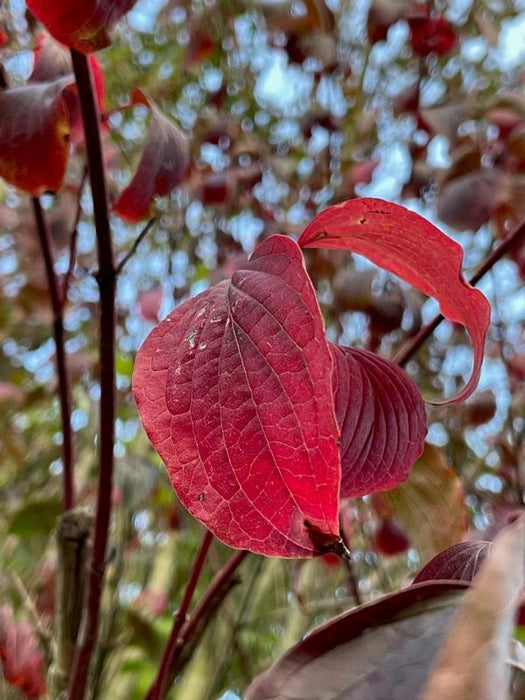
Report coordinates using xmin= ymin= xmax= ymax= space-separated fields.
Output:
xmin=138 ymin=288 xmax=163 ymax=323
xmin=374 ymin=518 xmax=410 ymax=556
xmin=0 ymin=77 xmax=74 ymax=194
xmin=298 ymin=198 xmax=490 ymax=404
xmin=133 ymin=235 xmax=341 ymax=557
xmin=414 ymin=541 xmax=491 ymax=584
xmin=0 ymin=605 xmax=46 ymax=698
xmin=113 ymin=89 xmax=190 ymax=223
xmin=408 ymin=16 xmax=457 ymax=58
xmin=331 ymin=345 xmax=426 ymax=497
xmin=31 ymin=33 xmax=106 ymax=145
xmin=26 ymin=0 xmax=137 ymax=53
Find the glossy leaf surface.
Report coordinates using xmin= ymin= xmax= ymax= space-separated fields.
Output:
xmin=246 ymin=582 xmax=469 ymax=700
xmin=331 ymin=345 xmax=426 ymax=497
xmin=113 ymin=89 xmax=190 ymax=222
xmin=0 ymin=77 xmax=74 ymax=194
xmin=26 ymin=0 xmax=137 ymax=53
xmin=133 ymin=235 xmax=341 ymax=557
xmin=299 ymin=198 xmax=490 ymax=403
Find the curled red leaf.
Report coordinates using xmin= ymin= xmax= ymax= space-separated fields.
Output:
xmin=26 ymin=0 xmax=137 ymax=53
xmin=298 ymin=198 xmax=490 ymax=404
xmin=0 ymin=77 xmax=74 ymax=194
xmin=113 ymin=89 xmax=190 ymax=223
xmin=133 ymin=235 xmax=341 ymax=557
xmin=331 ymin=345 xmax=426 ymax=497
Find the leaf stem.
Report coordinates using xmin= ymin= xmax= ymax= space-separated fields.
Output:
xmin=115 ymin=217 xmax=157 ymax=275
xmin=146 ymin=529 xmax=214 ymax=699
xmin=394 ymin=217 xmax=525 ymax=367
xmin=32 ymin=196 xmax=75 ymax=511
xmin=68 ymin=49 xmax=116 ymax=700
xmin=145 ymin=544 xmax=248 ymax=700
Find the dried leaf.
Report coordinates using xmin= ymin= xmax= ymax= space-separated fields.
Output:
xmin=386 ymin=443 xmax=468 ymax=561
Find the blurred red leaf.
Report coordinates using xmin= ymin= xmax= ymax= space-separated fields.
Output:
xmin=0 ymin=77 xmax=74 ymax=194
xmin=0 ymin=605 xmax=46 ymax=698
xmin=133 ymin=235 xmax=341 ymax=557
xmin=408 ymin=16 xmax=457 ymax=57
xmin=184 ymin=30 xmax=214 ymax=66
xmin=331 ymin=345 xmax=426 ymax=497
xmin=437 ymin=168 xmax=512 ymax=231
xmin=298 ymin=198 xmax=491 ymax=404
xmin=30 ymin=33 xmax=106 ymax=144
xmin=113 ymin=89 xmax=190 ymax=222
xmin=26 ymin=0 xmax=137 ymax=53
xmin=414 ymin=541 xmax=491 ymax=583
xmin=374 ymin=518 xmax=410 ymax=556
xmin=138 ymin=288 xmax=163 ymax=323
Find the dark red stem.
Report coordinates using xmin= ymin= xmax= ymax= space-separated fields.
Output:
xmin=68 ymin=50 xmax=116 ymax=700
xmin=394 ymin=218 xmax=525 ymax=366
xmin=162 ymin=548 xmax=249 ymax=691
xmin=32 ymin=197 xmax=74 ymax=512
xmin=146 ymin=530 xmax=214 ymax=699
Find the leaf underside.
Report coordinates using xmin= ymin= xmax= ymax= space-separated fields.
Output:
xmin=330 ymin=344 xmax=426 ymax=498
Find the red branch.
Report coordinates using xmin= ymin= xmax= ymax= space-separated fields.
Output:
xmin=68 ymin=50 xmax=116 ymax=699
xmin=146 ymin=530 xmax=214 ymax=699
xmin=32 ymin=197 xmax=74 ymax=511
xmin=394 ymin=218 xmax=525 ymax=367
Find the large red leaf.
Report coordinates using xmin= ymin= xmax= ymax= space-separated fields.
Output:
xmin=113 ymin=89 xmax=190 ymax=223
xmin=299 ymin=198 xmax=490 ymax=404
xmin=26 ymin=0 xmax=137 ymax=53
xmin=133 ymin=235 xmax=341 ymax=557
xmin=0 ymin=77 xmax=74 ymax=195
xmin=330 ymin=344 xmax=426 ymax=498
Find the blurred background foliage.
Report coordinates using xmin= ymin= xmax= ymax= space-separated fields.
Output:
xmin=0 ymin=0 xmax=524 ymax=697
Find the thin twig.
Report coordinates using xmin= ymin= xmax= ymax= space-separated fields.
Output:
xmin=32 ymin=197 xmax=75 ymax=512
xmin=488 ymin=270 xmax=525 ymax=506
xmin=339 ymin=512 xmax=362 ymax=605
xmin=394 ymin=217 xmax=525 ymax=367
xmin=61 ymin=167 xmax=87 ymax=304
xmin=115 ymin=217 xmax=157 ymax=275
xmin=68 ymin=49 xmax=116 ymax=700
xmin=164 ymin=549 xmax=249 ymax=688
xmin=146 ymin=530 xmax=214 ymax=700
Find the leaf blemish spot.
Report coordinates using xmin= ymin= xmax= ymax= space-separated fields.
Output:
xmin=186 ymin=329 xmax=197 ymax=349
xmin=198 ymin=492 xmax=205 ymax=502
